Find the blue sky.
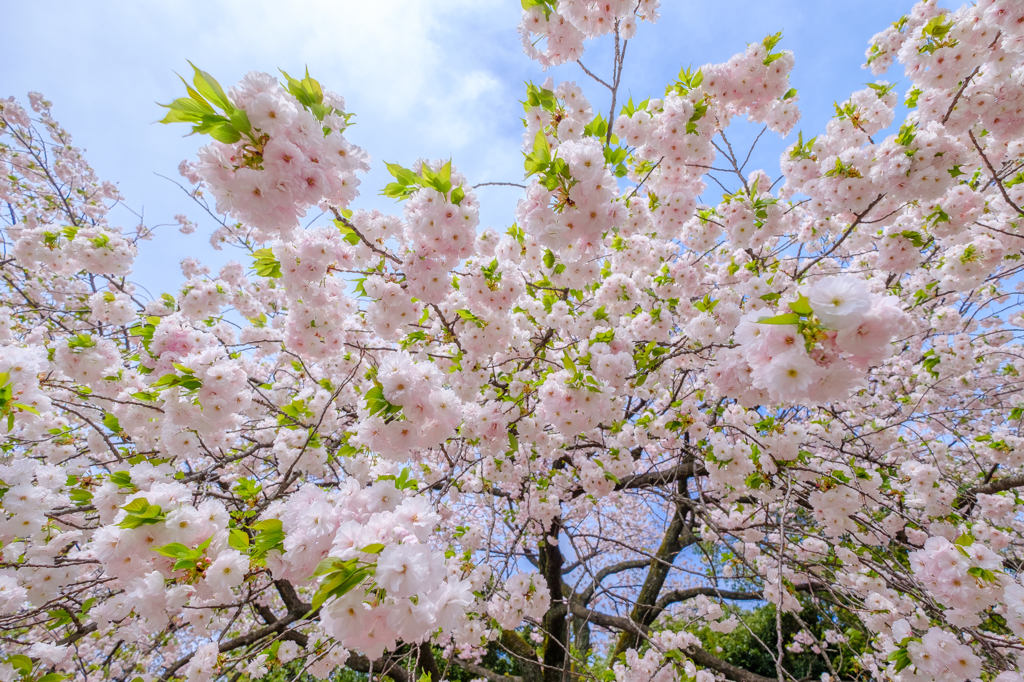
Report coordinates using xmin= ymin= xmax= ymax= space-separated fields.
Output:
xmin=2 ymin=0 xmax=918 ymax=298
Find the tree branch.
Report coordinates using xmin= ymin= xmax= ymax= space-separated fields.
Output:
xmin=686 ymin=645 xmax=779 ymax=682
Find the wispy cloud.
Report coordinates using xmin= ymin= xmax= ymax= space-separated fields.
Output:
xmin=1 ymin=0 xmax=918 ymax=294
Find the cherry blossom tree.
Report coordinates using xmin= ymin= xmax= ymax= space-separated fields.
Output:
xmin=3 ymin=2 xmax=1024 ymax=682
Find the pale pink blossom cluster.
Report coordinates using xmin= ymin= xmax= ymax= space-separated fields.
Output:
xmin=399 ymin=163 xmax=481 ymax=305
xmin=353 ymin=352 xmax=463 ymax=460
xmin=612 ymin=631 xmax=705 ymax=682
xmin=714 ymin=275 xmax=909 ymax=405
xmin=519 ymin=0 xmax=661 ymax=68
xmin=193 ymin=72 xmax=369 ymax=241
xmin=901 ymin=626 xmax=983 ymax=682
xmin=87 ymin=290 xmax=136 ymax=326
xmin=701 ymin=40 xmax=800 ymax=134
xmin=11 ymin=223 xmax=136 ymax=277
xmin=536 ymin=368 xmax=618 ymax=437
xmin=909 ymin=536 xmax=1004 ymax=626
xmin=0 ymin=345 xmax=52 ymax=428
xmin=283 ymin=483 xmax=477 ymax=659
xmin=517 ymin=137 xmax=624 ymax=261
xmin=54 ymin=335 xmax=121 ymax=389
xmin=275 ymin=226 xmax=362 ymax=359
xmin=486 ymin=572 xmax=550 ymax=630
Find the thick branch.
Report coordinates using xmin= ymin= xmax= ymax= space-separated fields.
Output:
xmin=499 ymin=630 xmax=542 ymax=682
xmin=569 ymin=461 xmax=700 ymax=501
xmin=655 ymin=587 xmax=763 ymax=612
xmin=57 ymin=622 xmax=98 ymax=646
xmin=613 ymin=480 xmax=696 ymax=656
xmin=456 ymin=661 xmax=523 ymax=682
xmin=417 ymin=643 xmax=443 ymax=682
xmin=578 ymin=559 xmax=651 ymax=604
xmin=686 ymin=645 xmax=778 ymax=682
xmin=956 ymin=472 xmax=1024 ymax=508
xmin=616 ymin=461 xmax=700 ymax=492
xmin=347 ymin=653 xmax=411 ymax=682
xmin=540 ymin=519 xmax=568 ymax=682
xmin=552 ymin=603 xmax=646 ymax=638
xmin=971 ymin=472 xmax=1024 ymax=495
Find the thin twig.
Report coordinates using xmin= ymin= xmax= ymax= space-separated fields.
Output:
xmin=624 ymin=156 xmax=664 ymax=202
xmin=575 ymin=60 xmax=612 ymax=91
xmin=969 ymin=129 xmax=1024 ymax=216
xmin=474 ymin=181 xmax=526 ymax=189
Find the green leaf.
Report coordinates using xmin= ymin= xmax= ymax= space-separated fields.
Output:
xmin=250 ymin=518 xmax=286 ymax=564
xmin=583 ymin=113 xmax=608 ymax=139
xmin=158 ymin=97 xmax=213 ymax=124
xmin=333 ymin=219 xmax=363 ymax=246
xmin=313 ymin=557 xmax=352 ymax=577
xmin=310 ymin=564 xmax=371 ymax=611
xmin=158 ymin=108 xmax=202 ymax=126
xmin=67 ymin=332 xmax=97 ymax=350
xmin=533 ymin=129 xmax=551 ymax=163
xmin=109 ymin=471 xmax=136 ymax=490
xmin=38 ymin=674 xmax=70 ymax=682
xmin=151 ymin=542 xmax=193 ymax=559
xmin=252 ymin=248 xmax=282 ymax=278
xmin=521 ymin=0 xmax=556 ymax=19
xmin=233 ymin=478 xmax=263 ymax=500
xmin=563 ymin=352 xmax=577 ymax=376
xmin=762 ymin=31 xmax=783 ymax=52
xmin=788 ymin=294 xmax=813 ymax=316
xmin=229 ymin=108 xmax=252 ymax=136
xmin=189 ymin=62 xmax=232 ymax=111
xmin=252 ymin=518 xmax=283 ymax=533
xmin=122 ymin=498 xmax=150 ymax=515
xmin=118 ymin=498 xmax=166 ymax=529
xmin=69 ymin=488 xmax=94 ymax=505
xmin=757 ymin=313 xmax=801 ymax=325
xmin=205 ymin=121 xmax=242 ymax=144
xmin=229 ymin=528 xmax=250 ymax=551
xmin=280 ymin=68 xmax=326 ymax=111
xmin=363 ymin=385 xmax=402 ymax=418
xmin=456 ymin=309 xmax=487 ymax=329
xmin=888 ymin=648 xmax=912 ymax=674
xmin=102 ymin=412 xmax=123 ymax=434
xmin=967 ymin=566 xmax=997 ymax=583
xmin=7 ymin=655 xmax=32 ymax=675
xmin=450 ymin=185 xmax=465 ymax=206
xmin=899 ymin=230 xmax=929 ymax=248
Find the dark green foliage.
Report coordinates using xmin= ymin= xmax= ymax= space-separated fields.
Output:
xmin=694 ymin=603 xmax=866 ymax=681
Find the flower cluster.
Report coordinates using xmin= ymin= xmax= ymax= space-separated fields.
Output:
xmin=486 ymin=572 xmax=550 ymax=630
xmin=714 ymin=275 xmax=909 ymax=405
xmin=184 ymin=70 xmax=369 ymax=241
xmin=519 ymin=0 xmax=662 ymax=68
